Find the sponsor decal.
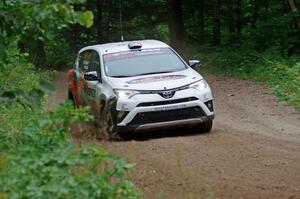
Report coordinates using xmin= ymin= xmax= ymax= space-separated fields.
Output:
xmin=153 ymin=104 xmax=187 ymax=111
xmin=127 ymin=75 xmax=186 ymax=84
xmin=103 ymin=48 xmax=167 ymax=62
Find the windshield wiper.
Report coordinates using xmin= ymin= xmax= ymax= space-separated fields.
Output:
xmin=137 ymin=71 xmax=176 ymax=76
xmin=111 ymin=71 xmax=176 ymax=78
xmin=110 ymin=75 xmax=134 ymax=78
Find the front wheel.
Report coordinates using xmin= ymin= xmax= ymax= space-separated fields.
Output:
xmin=98 ymin=110 xmax=121 ymax=141
xmin=195 ymin=120 xmax=213 ymax=133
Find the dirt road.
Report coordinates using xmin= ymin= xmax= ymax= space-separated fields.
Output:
xmin=49 ymin=71 xmax=300 ymax=199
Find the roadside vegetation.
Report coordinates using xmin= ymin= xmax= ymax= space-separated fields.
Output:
xmin=189 ymin=45 xmax=300 ymax=109
xmin=0 ymin=1 xmax=141 ymax=198
xmin=180 ymin=1 xmax=300 ymax=109
xmin=0 ymin=101 xmax=141 ymax=198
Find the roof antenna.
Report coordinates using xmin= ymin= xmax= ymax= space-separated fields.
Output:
xmin=119 ymin=0 xmax=124 ymax=41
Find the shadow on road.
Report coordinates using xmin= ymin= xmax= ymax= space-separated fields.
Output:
xmin=120 ymin=127 xmax=211 ymax=141
xmin=71 ymin=121 xmax=212 ymax=142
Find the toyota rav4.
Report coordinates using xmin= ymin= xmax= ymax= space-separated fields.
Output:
xmin=67 ymin=40 xmax=214 ymax=138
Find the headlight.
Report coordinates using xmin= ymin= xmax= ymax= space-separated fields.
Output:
xmin=189 ymin=80 xmax=207 ymax=90
xmin=113 ymin=89 xmax=139 ymax=99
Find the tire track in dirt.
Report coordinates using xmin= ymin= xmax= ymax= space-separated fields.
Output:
xmin=49 ymin=71 xmax=300 ymax=199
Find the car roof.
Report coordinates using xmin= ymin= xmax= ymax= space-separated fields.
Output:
xmin=79 ymin=40 xmax=170 ymax=55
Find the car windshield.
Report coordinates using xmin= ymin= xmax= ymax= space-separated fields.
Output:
xmin=103 ymin=48 xmax=187 ymax=77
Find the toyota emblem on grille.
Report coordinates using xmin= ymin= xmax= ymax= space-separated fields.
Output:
xmin=161 ymin=91 xmax=175 ymax=99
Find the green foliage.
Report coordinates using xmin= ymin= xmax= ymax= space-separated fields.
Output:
xmin=0 ymin=46 xmax=53 ymax=108
xmin=0 ymin=102 xmax=141 ymax=199
xmin=181 ymin=0 xmax=300 ymax=110
xmin=0 ymin=0 xmax=93 ymax=40
xmin=0 ymin=54 xmax=141 ymax=197
xmin=44 ymin=37 xmax=77 ymax=67
xmin=271 ymin=61 xmax=300 ymax=108
xmin=0 ymin=49 xmax=140 ymax=197
xmin=0 ymin=0 xmax=94 ymax=67
xmin=77 ymin=11 xmax=94 ymax=28
xmin=242 ymin=7 xmax=300 ymax=54
xmin=0 ymin=1 xmax=141 ymax=198
xmin=1 ymin=146 xmax=139 ymax=199
xmin=0 ymin=52 xmax=141 ymax=196
xmin=189 ymin=45 xmax=300 ymax=109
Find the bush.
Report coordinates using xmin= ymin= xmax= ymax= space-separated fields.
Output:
xmin=0 ymin=102 xmax=142 ymax=199
xmin=1 ymin=2 xmax=141 ymax=197
xmin=0 ymin=49 xmax=141 ymax=198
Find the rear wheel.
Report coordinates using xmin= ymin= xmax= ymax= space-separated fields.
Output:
xmin=68 ymin=90 xmax=77 ymax=108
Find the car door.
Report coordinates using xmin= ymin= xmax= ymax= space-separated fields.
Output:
xmin=77 ymin=50 xmax=93 ymax=106
xmin=84 ymin=50 xmax=107 ymax=121
xmin=85 ymin=50 xmax=101 ymax=105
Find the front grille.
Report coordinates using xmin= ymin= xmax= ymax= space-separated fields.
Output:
xmin=129 ymin=106 xmax=206 ymax=125
xmin=137 ymin=97 xmax=198 ymax=107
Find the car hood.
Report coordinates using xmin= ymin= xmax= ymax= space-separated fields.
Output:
xmin=105 ymin=68 xmax=203 ymax=90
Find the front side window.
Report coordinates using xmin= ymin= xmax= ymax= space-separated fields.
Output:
xmin=103 ymin=48 xmax=187 ymax=77
xmin=78 ymin=50 xmax=101 ymax=74
xmin=90 ymin=51 xmax=102 ymax=80
xmin=90 ymin=51 xmax=100 ymax=71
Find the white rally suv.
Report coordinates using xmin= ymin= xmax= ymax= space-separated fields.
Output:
xmin=67 ymin=40 xmax=214 ymax=138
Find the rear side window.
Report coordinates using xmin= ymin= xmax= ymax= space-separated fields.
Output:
xmin=79 ymin=50 xmax=93 ymax=73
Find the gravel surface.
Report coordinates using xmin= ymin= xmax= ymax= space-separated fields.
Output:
xmin=49 ymin=71 xmax=300 ymax=199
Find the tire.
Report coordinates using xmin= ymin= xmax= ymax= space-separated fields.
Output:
xmin=98 ymin=109 xmax=121 ymax=141
xmin=68 ymin=90 xmax=77 ymax=108
xmin=195 ymin=120 xmax=213 ymax=133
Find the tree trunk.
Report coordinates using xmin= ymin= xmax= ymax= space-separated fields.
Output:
xmin=66 ymin=3 xmax=81 ymax=52
xmin=167 ymin=0 xmax=185 ymax=49
xmin=287 ymin=0 xmax=300 ymax=31
xmin=96 ymin=0 xmax=104 ymax=43
xmin=105 ymin=0 xmax=113 ymax=42
xmin=235 ymin=0 xmax=242 ymax=42
xmin=67 ymin=25 xmax=77 ymax=53
xmin=251 ymin=0 xmax=258 ymax=27
xmin=35 ymin=40 xmax=46 ymax=66
xmin=212 ymin=0 xmax=221 ymax=45
xmin=264 ymin=1 xmax=269 ymax=12
xmin=281 ymin=0 xmax=289 ymax=14
xmin=197 ymin=0 xmax=205 ymax=44
xmin=227 ymin=0 xmax=236 ymax=43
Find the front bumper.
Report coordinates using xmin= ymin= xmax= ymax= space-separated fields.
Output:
xmin=112 ymin=87 xmax=214 ymax=133
xmin=115 ymin=100 xmax=214 ymax=133
xmin=116 ymin=115 xmax=214 ymax=133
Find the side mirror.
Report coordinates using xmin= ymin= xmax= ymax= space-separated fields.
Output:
xmin=84 ymin=71 xmax=98 ymax=81
xmin=188 ymin=60 xmax=201 ymax=69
